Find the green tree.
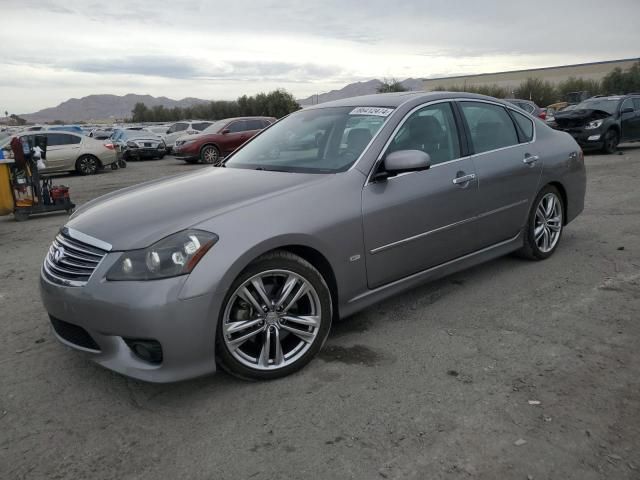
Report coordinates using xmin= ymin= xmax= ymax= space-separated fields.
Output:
xmin=377 ymin=78 xmax=407 ymax=93
xmin=556 ymin=77 xmax=602 ymax=99
xmin=514 ymin=78 xmax=558 ymax=106
xmin=602 ymin=62 xmax=640 ymax=94
xmin=131 ymin=102 xmax=150 ymax=122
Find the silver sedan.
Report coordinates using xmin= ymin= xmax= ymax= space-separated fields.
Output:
xmin=40 ymin=92 xmax=586 ymax=382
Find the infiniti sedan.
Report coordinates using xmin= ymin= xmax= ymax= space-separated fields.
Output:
xmin=40 ymin=92 xmax=586 ymax=382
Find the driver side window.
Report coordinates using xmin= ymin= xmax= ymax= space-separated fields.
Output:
xmin=387 ymin=102 xmax=460 ymax=165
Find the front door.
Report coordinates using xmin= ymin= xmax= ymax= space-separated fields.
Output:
xmin=620 ymin=98 xmax=640 ymax=141
xmin=362 ymin=102 xmax=480 ymax=289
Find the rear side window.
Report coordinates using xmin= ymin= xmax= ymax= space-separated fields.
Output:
xmin=510 ymin=110 xmax=534 ymax=142
xmin=633 ymin=98 xmax=640 ymax=110
xmin=246 ymin=119 xmax=267 ymax=130
xmin=460 ymin=102 xmax=519 ymax=154
xmin=192 ymin=122 xmax=211 ymax=131
xmin=47 ymin=133 xmax=80 ymax=146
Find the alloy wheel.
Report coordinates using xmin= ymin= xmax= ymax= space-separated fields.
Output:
xmin=222 ymin=270 xmax=322 ymax=371
xmin=202 ymin=146 xmax=219 ymax=164
xmin=534 ymin=192 xmax=562 ymax=253
xmin=78 ymin=156 xmax=98 ymax=174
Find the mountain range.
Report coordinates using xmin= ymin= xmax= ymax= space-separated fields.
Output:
xmin=21 ymin=78 xmax=425 ymax=123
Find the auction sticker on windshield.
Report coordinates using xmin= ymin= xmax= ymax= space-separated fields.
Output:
xmin=350 ymin=107 xmax=394 ymax=117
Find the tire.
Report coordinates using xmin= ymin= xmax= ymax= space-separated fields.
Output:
xmin=216 ymin=251 xmax=332 ymax=381
xmin=118 ymin=159 xmax=127 ymax=168
xmin=601 ymin=129 xmax=619 ymax=154
xmin=110 ymin=163 xmax=119 ymax=170
xmin=75 ymin=155 xmax=100 ymax=175
xmin=517 ymin=185 xmax=564 ymax=260
xmin=200 ymin=145 xmax=220 ymax=165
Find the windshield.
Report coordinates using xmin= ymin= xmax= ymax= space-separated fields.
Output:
xmin=202 ymin=120 xmax=231 ymax=134
xmin=225 ymin=106 xmax=392 ymax=173
xmin=575 ymin=98 xmax=621 ymax=114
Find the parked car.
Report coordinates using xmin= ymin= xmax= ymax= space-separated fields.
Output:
xmin=164 ymin=121 xmax=214 ymax=151
xmin=111 ymin=129 xmax=166 ymax=161
xmin=47 ymin=125 xmax=84 ymax=134
xmin=146 ymin=125 xmax=170 ymax=138
xmin=90 ymin=127 xmax=114 ymax=140
xmin=505 ymin=99 xmax=546 ymax=120
xmin=174 ymin=117 xmax=275 ymax=164
xmin=1 ymin=131 xmax=117 ymax=174
xmin=40 ymin=92 xmax=585 ymax=382
xmin=551 ymin=94 xmax=640 ymax=153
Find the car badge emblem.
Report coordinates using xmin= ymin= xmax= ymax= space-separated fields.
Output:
xmin=52 ymin=245 xmax=66 ymax=264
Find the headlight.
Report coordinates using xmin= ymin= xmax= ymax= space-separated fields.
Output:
xmin=585 ymin=119 xmax=604 ymax=130
xmin=126 ymin=141 xmax=139 ymax=148
xmin=106 ymin=230 xmax=218 ymax=281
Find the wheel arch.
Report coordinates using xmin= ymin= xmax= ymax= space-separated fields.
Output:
xmin=199 ymin=142 xmax=221 ymax=156
xmin=547 ymin=181 xmax=568 ymax=225
xmin=75 ymin=153 xmax=102 ymax=172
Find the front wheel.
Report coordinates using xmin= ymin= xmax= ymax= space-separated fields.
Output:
xmin=76 ymin=155 xmax=99 ymax=175
xmin=200 ymin=145 xmax=220 ymax=165
xmin=217 ymin=251 xmax=332 ymax=380
xmin=601 ymin=129 xmax=619 ymax=154
xmin=517 ymin=185 xmax=564 ymax=260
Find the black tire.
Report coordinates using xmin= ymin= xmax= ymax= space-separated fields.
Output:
xmin=216 ymin=250 xmax=332 ymax=381
xmin=517 ymin=185 xmax=564 ymax=260
xmin=110 ymin=163 xmax=119 ymax=170
xmin=118 ymin=159 xmax=127 ymax=168
xmin=75 ymin=155 xmax=100 ymax=175
xmin=200 ymin=145 xmax=221 ymax=165
xmin=601 ymin=129 xmax=619 ymax=154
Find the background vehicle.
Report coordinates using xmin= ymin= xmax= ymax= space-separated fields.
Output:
xmin=174 ymin=116 xmax=275 ymax=164
xmin=90 ymin=127 xmax=114 ymax=140
xmin=1 ymin=131 xmax=117 ymax=174
xmin=551 ymin=94 xmax=640 ymax=153
xmin=47 ymin=125 xmax=84 ymax=134
xmin=111 ymin=129 xmax=166 ymax=161
xmin=40 ymin=92 xmax=585 ymax=383
xmin=505 ymin=99 xmax=546 ymax=120
xmin=164 ymin=121 xmax=214 ymax=151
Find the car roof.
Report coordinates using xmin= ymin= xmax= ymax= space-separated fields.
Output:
xmin=303 ymin=91 xmax=518 ymax=110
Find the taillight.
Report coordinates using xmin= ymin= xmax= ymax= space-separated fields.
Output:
xmin=103 ymin=143 xmax=115 ymax=150
xmin=538 ymin=111 xmax=546 ymax=120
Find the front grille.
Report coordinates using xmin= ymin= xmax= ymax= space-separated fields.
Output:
xmin=43 ymin=232 xmax=108 ymax=287
xmin=50 ymin=316 xmax=100 ymax=351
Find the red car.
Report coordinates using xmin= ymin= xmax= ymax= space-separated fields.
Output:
xmin=173 ymin=116 xmax=276 ymax=165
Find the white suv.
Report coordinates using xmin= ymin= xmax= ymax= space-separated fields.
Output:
xmin=164 ymin=121 xmax=213 ymax=151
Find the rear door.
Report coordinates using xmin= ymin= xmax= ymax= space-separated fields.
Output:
xmin=457 ymin=100 xmax=543 ymax=247
xmin=362 ymin=101 xmax=480 ymax=288
xmin=44 ymin=133 xmax=81 ymax=172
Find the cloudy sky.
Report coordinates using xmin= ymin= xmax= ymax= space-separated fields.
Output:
xmin=1 ymin=0 xmax=639 ymax=113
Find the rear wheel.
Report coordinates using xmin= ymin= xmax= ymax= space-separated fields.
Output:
xmin=601 ymin=129 xmax=619 ymax=154
xmin=217 ymin=251 xmax=332 ymax=380
xmin=200 ymin=145 xmax=220 ymax=165
xmin=75 ymin=155 xmax=99 ymax=175
xmin=517 ymin=185 xmax=564 ymax=260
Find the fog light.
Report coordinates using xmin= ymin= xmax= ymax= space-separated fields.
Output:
xmin=124 ymin=338 xmax=163 ymax=364
xmin=587 ymin=135 xmax=601 ymax=141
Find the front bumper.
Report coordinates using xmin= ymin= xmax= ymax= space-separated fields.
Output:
xmin=173 ymin=143 xmax=200 ymax=160
xmin=553 ymin=126 xmax=604 ymax=149
xmin=39 ymin=256 xmax=225 ymax=382
xmin=126 ymin=147 xmax=166 ymax=159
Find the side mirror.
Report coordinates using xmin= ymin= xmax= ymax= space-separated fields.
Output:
xmin=221 ymin=129 xmax=230 ymax=134
xmin=375 ymin=150 xmax=431 ymax=181
xmin=166 ymin=129 xmax=171 ymax=134
xmin=621 ymin=107 xmax=634 ymax=114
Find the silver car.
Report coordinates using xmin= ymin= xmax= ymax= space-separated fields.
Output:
xmin=1 ymin=131 xmax=118 ymax=174
xmin=40 ymin=92 xmax=586 ymax=382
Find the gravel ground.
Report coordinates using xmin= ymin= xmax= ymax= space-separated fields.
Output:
xmin=1 ymin=149 xmax=639 ymax=480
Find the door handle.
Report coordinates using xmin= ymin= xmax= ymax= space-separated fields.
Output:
xmin=452 ymin=173 xmax=476 ymax=185
xmin=523 ymin=154 xmax=539 ymax=165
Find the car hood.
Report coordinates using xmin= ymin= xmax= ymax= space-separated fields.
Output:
xmin=554 ymin=108 xmax=611 ymax=122
xmin=66 ymin=167 xmax=330 ymax=250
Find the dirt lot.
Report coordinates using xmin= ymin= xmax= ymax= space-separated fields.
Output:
xmin=1 ymin=148 xmax=639 ymax=480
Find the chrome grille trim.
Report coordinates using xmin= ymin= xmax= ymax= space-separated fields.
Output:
xmin=43 ymin=232 xmax=108 ymax=287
